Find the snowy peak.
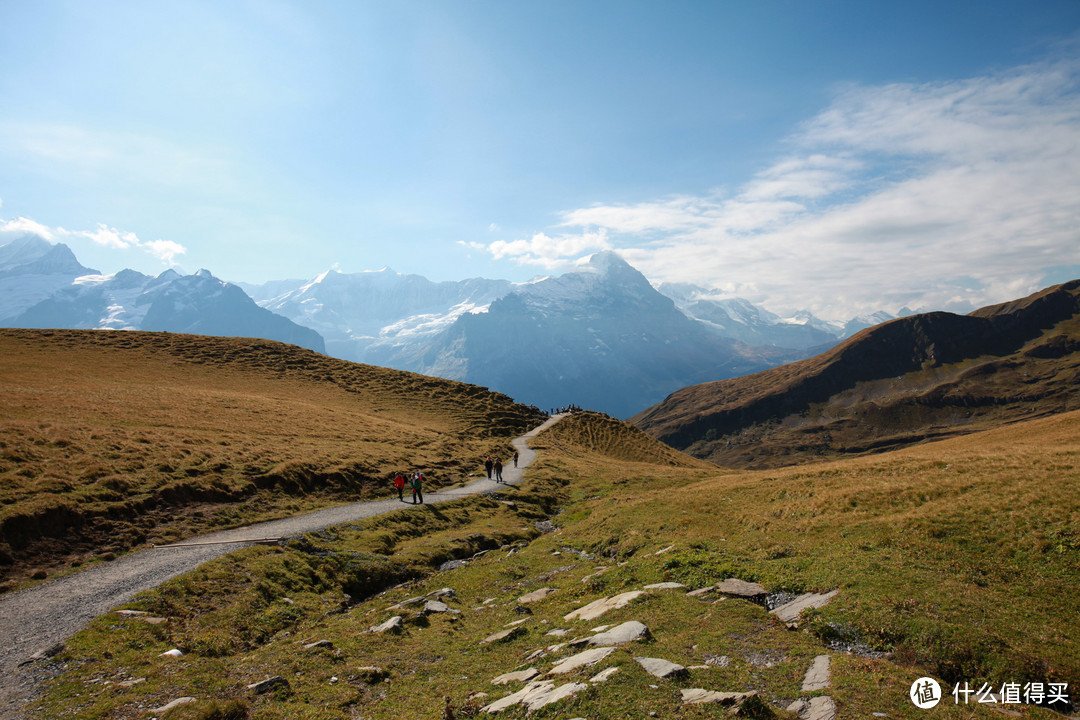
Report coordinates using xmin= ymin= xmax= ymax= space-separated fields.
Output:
xmin=0 ymin=234 xmax=98 ymax=277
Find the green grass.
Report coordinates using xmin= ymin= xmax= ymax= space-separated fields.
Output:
xmin=30 ymin=409 xmax=1080 ymax=719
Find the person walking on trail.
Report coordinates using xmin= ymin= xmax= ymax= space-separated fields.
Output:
xmin=393 ymin=472 xmax=406 ymax=502
xmin=484 ymin=456 xmax=493 ymax=479
xmin=493 ymin=458 xmax=503 ymax=483
xmin=512 ymin=450 xmax=519 ymax=468
xmin=411 ymin=471 xmax=424 ymax=504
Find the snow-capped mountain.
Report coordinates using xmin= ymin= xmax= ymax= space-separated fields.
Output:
xmin=0 ymin=235 xmax=324 ymax=353
xmin=242 ymin=268 xmax=512 ymax=363
xmin=655 ymin=282 xmax=849 ymax=349
xmin=385 ymin=252 xmax=790 ymax=418
xmin=0 ymin=234 xmax=101 ymax=321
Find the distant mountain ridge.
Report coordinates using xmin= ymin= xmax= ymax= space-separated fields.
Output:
xmin=0 ymin=236 xmax=324 ymax=353
xmin=632 ymin=279 xmax=1080 ymax=467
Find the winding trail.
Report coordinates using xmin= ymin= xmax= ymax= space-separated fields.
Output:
xmin=0 ymin=414 xmax=565 ymax=719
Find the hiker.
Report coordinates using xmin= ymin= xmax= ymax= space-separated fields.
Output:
xmin=512 ymin=450 xmax=519 ymax=468
xmin=411 ymin=471 xmax=424 ymax=504
xmin=493 ymin=458 xmax=503 ymax=483
xmin=393 ymin=472 xmax=406 ymax=502
xmin=484 ymin=456 xmax=493 ymax=479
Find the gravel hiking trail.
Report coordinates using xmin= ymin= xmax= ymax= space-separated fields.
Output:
xmin=0 ymin=414 xmax=566 ymax=719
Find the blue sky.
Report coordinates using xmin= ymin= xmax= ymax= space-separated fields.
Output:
xmin=2 ymin=0 xmax=1079 ymax=320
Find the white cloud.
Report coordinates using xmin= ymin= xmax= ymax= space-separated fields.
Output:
xmin=486 ymin=229 xmax=612 ymax=270
xmin=1 ymin=216 xmax=56 ymax=240
xmin=497 ymin=57 xmax=1080 ymax=320
xmin=1 ymin=216 xmax=187 ymax=267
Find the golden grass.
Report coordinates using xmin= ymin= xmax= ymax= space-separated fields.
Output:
xmin=0 ymin=329 xmax=543 ymax=585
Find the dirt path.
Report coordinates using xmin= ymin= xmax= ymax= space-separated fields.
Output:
xmin=0 ymin=414 xmax=565 ymax=719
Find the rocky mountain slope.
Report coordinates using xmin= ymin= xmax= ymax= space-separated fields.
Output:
xmin=632 ymin=279 xmax=1080 ymax=467
xmin=390 ymin=252 xmax=795 ymax=418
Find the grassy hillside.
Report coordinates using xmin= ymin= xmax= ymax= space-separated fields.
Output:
xmin=632 ymin=279 xmax=1080 ymax=468
xmin=0 ymin=329 xmax=544 ymax=587
xmin=30 ymin=408 xmax=1079 ymax=719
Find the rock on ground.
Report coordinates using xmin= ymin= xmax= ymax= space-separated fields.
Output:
xmin=770 ymin=591 xmax=838 ymax=624
xmin=548 ymin=646 xmax=617 ymax=675
xmin=491 ymin=668 xmax=539 ymax=685
xmin=571 ymin=620 xmax=650 ymax=647
xmin=564 ymin=591 xmax=644 ymax=621
xmin=681 ymin=688 xmax=756 ymax=706
xmin=369 ymin=616 xmax=404 ymax=634
xmin=518 ymin=587 xmax=556 ymax=603
xmin=634 ymin=657 xmax=687 ymax=679
xmin=802 ymin=655 xmax=831 ymax=691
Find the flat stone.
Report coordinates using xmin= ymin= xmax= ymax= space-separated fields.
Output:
xmin=149 ymin=697 xmax=196 ymax=714
xmin=643 ymin=582 xmax=685 ymax=590
xmin=116 ymin=610 xmax=149 ymax=617
xmin=581 ymin=567 xmax=610 ymax=583
xmin=505 ymin=618 xmax=530 ymax=627
xmin=369 ymin=616 xmax=404 ymax=634
xmin=563 ymin=590 xmax=644 ymax=621
xmin=424 ymin=600 xmax=451 ymax=613
xmin=159 ymin=648 xmax=183 ymax=658
xmin=518 ymin=587 xmax=556 ymax=603
xmin=799 ymin=696 xmax=837 ymax=720
xmin=681 ymin=688 xmax=756 ymax=705
xmin=590 ymin=624 xmax=611 ymax=633
xmin=687 ymin=586 xmax=715 ymax=597
xmin=545 ymin=628 xmax=568 ymax=637
xmin=248 ymin=676 xmax=289 ymax=694
xmin=802 ymin=655 xmax=831 ymax=691
xmin=571 ymin=620 xmax=650 ymax=647
xmin=428 ymin=587 xmax=455 ymax=598
xmin=715 ymin=578 xmax=768 ymax=598
xmin=589 ymin=667 xmax=620 ymax=683
xmin=118 ymin=678 xmax=145 ymax=688
xmin=548 ymin=646 xmax=617 ymax=675
xmin=770 ymin=591 xmax=838 ymax=624
xmin=492 ymin=668 xmax=540 ymax=685
xmin=390 ymin=595 xmax=426 ymax=609
xmin=525 ymin=681 xmax=587 ymax=712
xmin=481 ymin=680 xmax=588 ymax=714
xmin=653 ymin=545 xmax=676 ymax=555
xmin=634 ymin=657 xmax=688 ymax=679
xmin=481 ymin=626 xmax=526 ymax=645
xmin=303 ymin=640 xmax=334 ymax=650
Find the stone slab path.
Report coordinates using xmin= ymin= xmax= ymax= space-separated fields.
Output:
xmin=0 ymin=414 xmax=566 ymax=720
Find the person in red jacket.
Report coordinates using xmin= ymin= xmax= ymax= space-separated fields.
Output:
xmin=393 ymin=472 xmax=406 ymax=502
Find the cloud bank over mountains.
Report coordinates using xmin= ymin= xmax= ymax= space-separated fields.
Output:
xmin=476 ymin=58 xmax=1080 ymax=321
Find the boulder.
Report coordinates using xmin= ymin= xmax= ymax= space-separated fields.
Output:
xmin=481 ymin=679 xmax=588 ymax=714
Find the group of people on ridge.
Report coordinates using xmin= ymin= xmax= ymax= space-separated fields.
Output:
xmin=392 ymin=471 xmax=425 ymax=504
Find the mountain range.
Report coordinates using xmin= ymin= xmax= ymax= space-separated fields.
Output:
xmin=632 ymin=278 xmax=1080 ymax=467
xmin=1 ymin=233 xmax=894 ymax=416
